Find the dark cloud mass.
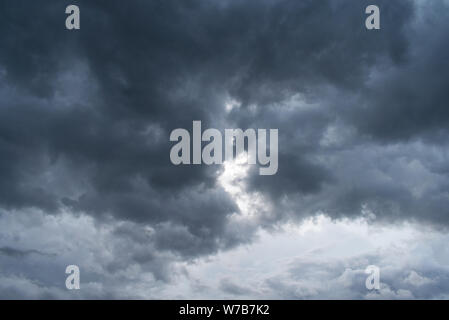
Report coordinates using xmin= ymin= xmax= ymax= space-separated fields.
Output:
xmin=0 ymin=0 xmax=449 ymax=299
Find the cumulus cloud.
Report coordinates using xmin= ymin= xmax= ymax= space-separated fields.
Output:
xmin=176 ymin=216 xmax=449 ymax=299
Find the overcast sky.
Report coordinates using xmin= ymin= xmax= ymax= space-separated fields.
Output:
xmin=1 ymin=0 xmax=449 ymax=299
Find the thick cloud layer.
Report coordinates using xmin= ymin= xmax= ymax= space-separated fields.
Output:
xmin=0 ymin=0 xmax=449 ymax=298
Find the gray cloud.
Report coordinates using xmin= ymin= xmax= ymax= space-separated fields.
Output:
xmin=0 ymin=0 xmax=448 ymax=298
xmin=0 ymin=247 xmax=54 ymax=258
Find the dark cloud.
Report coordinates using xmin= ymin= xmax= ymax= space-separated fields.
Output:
xmin=347 ymin=0 xmax=449 ymax=142
xmin=0 ymin=0 xmax=449 ymax=298
xmin=0 ymin=247 xmax=54 ymax=258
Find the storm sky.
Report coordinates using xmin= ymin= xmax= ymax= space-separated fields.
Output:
xmin=1 ymin=0 xmax=449 ymax=299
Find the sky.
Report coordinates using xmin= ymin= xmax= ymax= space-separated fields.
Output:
xmin=0 ymin=0 xmax=449 ymax=299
